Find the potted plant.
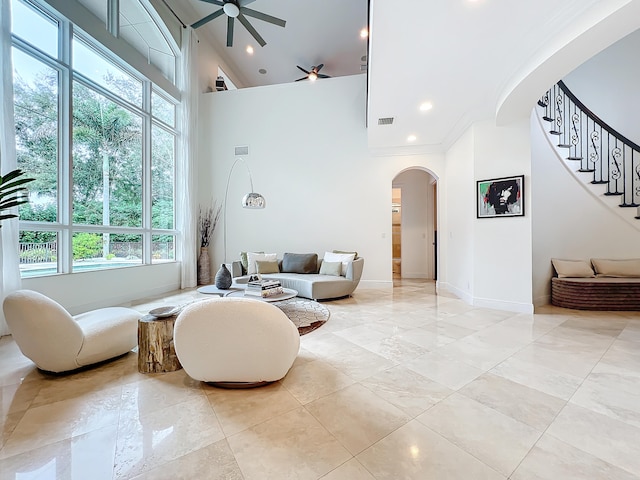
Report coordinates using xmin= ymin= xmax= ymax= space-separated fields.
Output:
xmin=197 ymin=202 xmax=222 ymax=285
xmin=0 ymin=169 xmax=34 ymax=228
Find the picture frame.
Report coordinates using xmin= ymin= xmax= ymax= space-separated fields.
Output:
xmin=477 ymin=175 xmax=524 ymax=218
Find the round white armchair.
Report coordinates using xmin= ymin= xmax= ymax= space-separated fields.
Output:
xmin=173 ymin=297 xmax=300 ymax=387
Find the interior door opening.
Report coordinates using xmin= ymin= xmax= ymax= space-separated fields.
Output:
xmin=392 ymin=187 xmax=402 ymax=279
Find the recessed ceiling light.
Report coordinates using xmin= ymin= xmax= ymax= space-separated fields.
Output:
xmin=407 ymin=135 xmax=417 ymax=142
xmin=419 ymin=102 xmax=433 ymax=112
xmin=258 ymin=68 xmax=267 ymax=74
xmin=360 ymin=28 xmax=369 ymax=38
xmin=246 ymin=46 xmax=254 ymax=54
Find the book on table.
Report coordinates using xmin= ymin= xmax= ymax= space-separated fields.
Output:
xmin=245 ymin=279 xmax=283 ymax=297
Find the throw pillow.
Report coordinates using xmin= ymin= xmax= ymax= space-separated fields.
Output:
xmin=246 ymin=252 xmax=277 ymax=275
xmin=323 ymin=251 xmax=356 ymax=276
xmin=282 ymin=253 xmax=318 ymax=274
xmin=256 ymin=260 xmax=280 ymax=274
xmin=333 ymin=249 xmax=358 ymax=259
xmin=551 ymin=258 xmax=595 ymax=278
xmin=319 ymin=260 xmax=342 ymax=276
xmin=591 ymin=258 xmax=640 ymax=277
xmin=240 ymin=251 xmax=263 ymax=275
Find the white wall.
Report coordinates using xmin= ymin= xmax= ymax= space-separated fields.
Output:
xmin=563 ymin=29 xmax=640 ymax=142
xmin=199 ymin=74 xmax=446 ymax=286
xmin=22 ymin=263 xmax=181 ymax=315
xmin=530 ymin=111 xmax=640 ymax=305
xmin=441 ymin=128 xmax=475 ymax=304
xmin=472 ymin=119 xmax=533 ymax=312
xmin=393 ymin=169 xmax=435 ymax=279
xmin=440 ymin=119 xmax=533 ymax=313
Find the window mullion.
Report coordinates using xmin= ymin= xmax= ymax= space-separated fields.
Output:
xmin=59 ymin=18 xmax=73 ymax=274
xmin=143 ymin=80 xmax=152 ymax=265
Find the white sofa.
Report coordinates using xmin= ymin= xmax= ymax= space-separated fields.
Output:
xmin=232 ymin=252 xmax=364 ymax=301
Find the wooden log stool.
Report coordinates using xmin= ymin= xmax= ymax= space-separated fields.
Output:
xmin=138 ymin=313 xmax=182 ymax=373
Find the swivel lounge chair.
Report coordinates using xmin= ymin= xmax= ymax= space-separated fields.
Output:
xmin=174 ymin=297 xmax=300 ymax=387
xmin=3 ymin=289 xmax=140 ymax=373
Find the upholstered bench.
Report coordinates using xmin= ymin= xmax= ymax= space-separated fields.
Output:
xmin=551 ymin=258 xmax=640 ymax=311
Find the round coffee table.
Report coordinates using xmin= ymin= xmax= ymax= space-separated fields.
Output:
xmin=225 ymin=288 xmax=298 ymax=302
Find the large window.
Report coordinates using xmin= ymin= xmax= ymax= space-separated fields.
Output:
xmin=11 ymin=0 xmax=179 ymax=277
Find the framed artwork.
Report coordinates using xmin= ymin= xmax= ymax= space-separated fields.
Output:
xmin=477 ymin=175 xmax=524 ymax=218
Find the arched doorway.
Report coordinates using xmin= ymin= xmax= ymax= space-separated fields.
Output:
xmin=392 ymin=168 xmax=437 ymax=283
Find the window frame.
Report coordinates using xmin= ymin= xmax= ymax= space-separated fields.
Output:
xmin=12 ymin=0 xmax=180 ymax=277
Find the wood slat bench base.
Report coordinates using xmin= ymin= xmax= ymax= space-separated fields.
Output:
xmin=551 ymin=277 xmax=640 ymax=311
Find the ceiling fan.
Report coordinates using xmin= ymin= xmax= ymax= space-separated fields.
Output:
xmin=295 ymin=64 xmax=331 ymax=82
xmin=191 ymin=0 xmax=286 ymax=48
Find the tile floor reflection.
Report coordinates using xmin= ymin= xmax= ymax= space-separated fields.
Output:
xmin=1 ymin=280 xmax=639 ymax=479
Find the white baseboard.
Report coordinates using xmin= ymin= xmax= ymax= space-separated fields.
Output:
xmin=438 ymin=282 xmax=473 ymax=305
xmin=473 ymin=296 xmax=534 ymax=314
xmin=437 ymin=282 xmax=534 ymax=313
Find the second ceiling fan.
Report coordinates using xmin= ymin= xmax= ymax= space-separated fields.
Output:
xmin=296 ymin=64 xmax=331 ymax=82
xmin=191 ymin=0 xmax=286 ymax=48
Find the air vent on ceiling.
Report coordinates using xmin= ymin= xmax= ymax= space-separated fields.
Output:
xmin=378 ymin=117 xmax=394 ymax=125
xmin=234 ymin=145 xmax=249 ymax=156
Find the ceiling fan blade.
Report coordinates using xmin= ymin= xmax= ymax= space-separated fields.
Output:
xmin=191 ymin=9 xmax=225 ymax=29
xmin=295 ymin=77 xmax=307 ymax=82
xmin=296 ymin=66 xmax=310 ymax=74
xmin=318 ymin=74 xmax=331 ymax=79
xmin=239 ymin=0 xmax=257 ymax=6
xmin=199 ymin=0 xmax=225 ymax=6
xmin=316 ymin=64 xmax=324 ymax=72
xmin=240 ymin=7 xmax=286 ymax=28
xmin=237 ymin=13 xmax=266 ymax=47
xmin=226 ymin=16 xmax=234 ymax=47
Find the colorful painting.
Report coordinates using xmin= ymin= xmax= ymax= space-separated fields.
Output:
xmin=477 ymin=175 xmax=524 ymax=218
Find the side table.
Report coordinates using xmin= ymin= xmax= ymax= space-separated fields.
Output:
xmin=196 ymin=285 xmax=243 ymax=296
xmin=138 ymin=313 xmax=182 ymax=373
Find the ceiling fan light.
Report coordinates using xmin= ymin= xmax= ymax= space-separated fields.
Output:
xmin=223 ymin=3 xmax=240 ymax=18
xmin=308 ymin=72 xmax=318 ymax=81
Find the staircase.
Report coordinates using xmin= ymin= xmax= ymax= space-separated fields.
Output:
xmin=537 ymin=81 xmax=640 ymax=224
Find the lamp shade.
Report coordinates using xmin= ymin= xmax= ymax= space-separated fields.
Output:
xmin=242 ymin=192 xmax=266 ymax=209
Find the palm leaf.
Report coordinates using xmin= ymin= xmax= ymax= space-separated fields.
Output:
xmin=0 ymin=168 xmax=35 ymax=228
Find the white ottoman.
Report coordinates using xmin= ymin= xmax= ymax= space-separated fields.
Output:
xmin=173 ymin=297 xmax=300 ymax=387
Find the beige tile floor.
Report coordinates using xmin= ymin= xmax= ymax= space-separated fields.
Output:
xmin=1 ymin=280 xmax=640 ymax=479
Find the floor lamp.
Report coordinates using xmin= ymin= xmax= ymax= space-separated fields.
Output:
xmin=216 ymin=157 xmax=266 ymax=288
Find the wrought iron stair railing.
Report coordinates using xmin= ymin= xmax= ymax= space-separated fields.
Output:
xmin=538 ymin=80 xmax=640 ymax=219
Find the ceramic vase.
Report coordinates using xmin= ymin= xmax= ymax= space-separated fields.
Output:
xmin=215 ymin=263 xmax=232 ymax=289
xmin=197 ymin=247 xmax=211 ymax=285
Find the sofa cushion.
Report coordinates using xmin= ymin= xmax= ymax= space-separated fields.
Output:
xmin=333 ymin=249 xmax=358 ymax=259
xmin=246 ymin=252 xmax=277 ymax=275
xmin=591 ymin=258 xmax=640 ymax=277
xmin=256 ymin=260 xmax=280 ymax=274
xmin=323 ymin=251 xmax=355 ymax=276
xmin=319 ymin=260 xmax=342 ymax=276
xmin=240 ymin=251 xmax=263 ymax=275
xmin=282 ymin=253 xmax=318 ymax=274
xmin=551 ymin=258 xmax=595 ymax=278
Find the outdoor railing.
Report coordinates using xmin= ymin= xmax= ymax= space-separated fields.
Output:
xmin=19 ymin=241 xmax=174 ymax=263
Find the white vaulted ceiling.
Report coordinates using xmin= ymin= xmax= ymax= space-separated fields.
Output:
xmin=79 ymin=0 xmax=640 ymax=153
